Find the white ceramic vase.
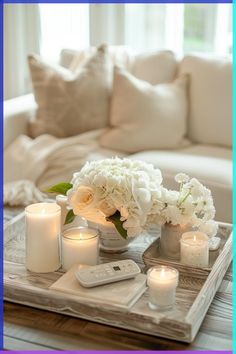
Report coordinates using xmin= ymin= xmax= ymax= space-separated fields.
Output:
xmin=88 ymin=220 xmax=132 ymax=253
xmin=160 ymin=223 xmax=192 ymax=260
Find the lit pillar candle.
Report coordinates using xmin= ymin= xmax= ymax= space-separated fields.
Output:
xmin=62 ymin=227 xmax=99 ymax=271
xmin=180 ymin=231 xmax=209 ymax=268
xmin=147 ymin=266 xmax=179 ymax=310
xmin=25 ymin=203 xmax=61 ymax=273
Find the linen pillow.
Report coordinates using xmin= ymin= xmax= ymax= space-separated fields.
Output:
xmin=100 ymin=66 xmax=189 ymax=153
xmin=28 ymin=45 xmax=112 ymax=138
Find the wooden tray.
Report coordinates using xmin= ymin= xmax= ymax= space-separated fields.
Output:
xmin=143 ymin=224 xmax=232 ymax=279
xmin=4 ymin=213 xmax=232 ymax=343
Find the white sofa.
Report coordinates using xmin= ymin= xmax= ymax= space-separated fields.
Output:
xmin=4 ymin=48 xmax=232 ymax=223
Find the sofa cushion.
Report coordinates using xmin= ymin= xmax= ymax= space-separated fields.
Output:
xmin=28 ymin=45 xmax=112 ymax=138
xmin=129 ymin=144 xmax=232 ymax=222
xmin=60 ymin=47 xmax=178 ymax=85
xmin=133 ymin=50 xmax=178 ymax=85
xmin=100 ymin=66 xmax=189 ymax=153
xmin=179 ymin=55 xmax=232 ymax=148
xmin=60 ymin=46 xmax=134 ymax=72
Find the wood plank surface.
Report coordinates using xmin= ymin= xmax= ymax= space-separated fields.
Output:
xmin=4 ymin=209 xmax=232 ymax=350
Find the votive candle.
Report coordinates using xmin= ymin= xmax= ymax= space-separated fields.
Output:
xmin=180 ymin=231 xmax=209 ymax=268
xmin=147 ymin=266 xmax=179 ymax=310
xmin=62 ymin=227 xmax=99 ymax=271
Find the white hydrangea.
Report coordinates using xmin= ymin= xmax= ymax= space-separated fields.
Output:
xmin=67 ymin=157 xmax=163 ymax=238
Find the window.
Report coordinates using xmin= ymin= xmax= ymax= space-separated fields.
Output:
xmin=39 ymin=4 xmax=232 ymax=60
xmin=124 ymin=4 xmax=232 ymax=55
xmin=39 ymin=4 xmax=89 ymax=61
xmin=184 ymin=4 xmax=232 ymax=54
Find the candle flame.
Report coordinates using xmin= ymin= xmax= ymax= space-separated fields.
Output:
xmin=41 ymin=209 xmax=46 ymax=214
xmin=193 ymin=235 xmax=197 ymax=242
xmin=160 ymin=267 xmax=165 ymax=278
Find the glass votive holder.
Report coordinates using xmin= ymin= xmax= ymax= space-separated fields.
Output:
xmin=62 ymin=227 xmax=99 ymax=271
xmin=147 ymin=266 xmax=179 ymax=310
xmin=180 ymin=231 xmax=209 ymax=268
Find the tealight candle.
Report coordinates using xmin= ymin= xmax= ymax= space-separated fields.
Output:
xmin=180 ymin=231 xmax=209 ymax=268
xmin=25 ymin=202 xmax=61 ymax=273
xmin=62 ymin=227 xmax=99 ymax=271
xmin=147 ymin=266 xmax=179 ymax=310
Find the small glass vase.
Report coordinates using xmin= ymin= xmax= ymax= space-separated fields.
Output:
xmin=160 ymin=223 xmax=192 ymax=260
xmin=88 ymin=220 xmax=132 ymax=253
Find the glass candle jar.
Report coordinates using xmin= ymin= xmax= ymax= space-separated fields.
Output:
xmin=180 ymin=231 xmax=209 ymax=268
xmin=147 ymin=266 xmax=179 ymax=310
xmin=62 ymin=227 xmax=99 ymax=271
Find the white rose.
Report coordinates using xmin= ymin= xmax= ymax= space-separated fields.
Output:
xmin=68 ymin=186 xmax=94 ymax=215
xmin=99 ymin=200 xmax=116 ymax=217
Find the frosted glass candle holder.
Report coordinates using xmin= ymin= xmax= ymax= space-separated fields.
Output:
xmin=180 ymin=231 xmax=209 ymax=268
xmin=62 ymin=227 xmax=99 ymax=271
xmin=147 ymin=266 xmax=179 ymax=310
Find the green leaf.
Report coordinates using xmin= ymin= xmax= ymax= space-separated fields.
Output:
xmin=46 ymin=182 xmax=73 ymax=196
xmin=64 ymin=209 xmax=76 ymax=225
xmin=106 ymin=211 xmax=128 ymax=239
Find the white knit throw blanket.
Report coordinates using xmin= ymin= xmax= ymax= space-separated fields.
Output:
xmin=4 ymin=129 xmax=125 ymax=206
xmin=4 ymin=180 xmax=47 ymax=206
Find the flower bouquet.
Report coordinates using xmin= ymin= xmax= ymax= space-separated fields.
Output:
xmin=154 ymin=173 xmax=218 ymax=259
xmin=48 ymin=159 xmax=218 ymax=253
xmin=48 ymin=158 xmax=163 ymax=243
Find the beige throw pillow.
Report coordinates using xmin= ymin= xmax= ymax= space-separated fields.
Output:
xmin=28 ymin=45 xmax=112 ymax=138
xmin=100 ymin=66 xmax=189 ymax=153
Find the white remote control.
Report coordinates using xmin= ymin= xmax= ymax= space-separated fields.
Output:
xmin=75 ymin=259 xmax=141 ymax=288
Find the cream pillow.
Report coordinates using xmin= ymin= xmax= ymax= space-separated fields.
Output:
xmin=28 ymin=45 xmax=112 ymax=138
xmin=179 ymin=55 xmax=232 ymax=148
xmin=100 ymin=66 xmax=189 ymax=153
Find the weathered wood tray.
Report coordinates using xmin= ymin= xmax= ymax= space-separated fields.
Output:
xmin=4 ymin=213 xmax=232 ymax=343
xmin=143 ymin=224 xmax=232 ymax=279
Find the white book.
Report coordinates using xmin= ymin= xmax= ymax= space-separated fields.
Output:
xmin=50 ymin=265 xmax=147 ymax=310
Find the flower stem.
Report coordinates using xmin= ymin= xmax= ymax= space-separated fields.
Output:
xmin=177 ymin=190 xmax=191 ymax=207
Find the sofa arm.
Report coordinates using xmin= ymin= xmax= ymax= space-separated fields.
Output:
xmin=4 ymin=94 xmax=37 ymax=148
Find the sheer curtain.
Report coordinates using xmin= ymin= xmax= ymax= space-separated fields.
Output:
xmin=38 ymin=4 xmax=232 ymax=58
xmin=4 ymin=4 xmax=232 ymax=99
xmin=4 ymin=4 xmax=41 ymax=99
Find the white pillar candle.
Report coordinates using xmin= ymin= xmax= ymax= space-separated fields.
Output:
xmin=180 ymin=231 xmax=209 ymax=268
xmin=25 ymin=203 xmax=61 ymax=273
xmin=147 ymin=266 xmax=179 ymax=310
xmin=62 ymin=227 xmax=99 ymax=271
